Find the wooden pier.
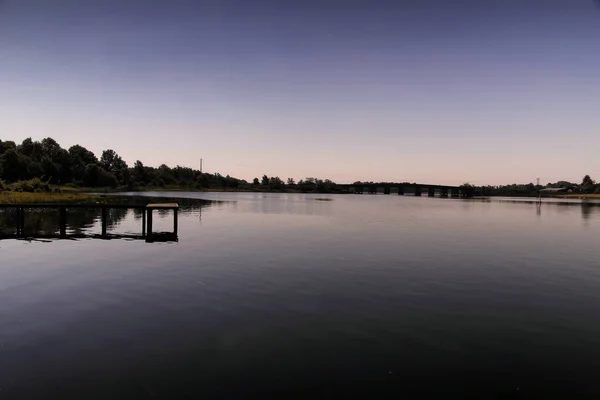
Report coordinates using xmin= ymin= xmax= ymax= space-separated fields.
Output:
xmin=0 ymin=203 xmax=179 ymax=242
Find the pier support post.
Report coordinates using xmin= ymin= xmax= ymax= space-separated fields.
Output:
xmin=142 ymin=209 xmax=146 ymax=237
xmin=384 ymin=187 xmax=390 ymax=195
xmin=147 ymin=209 xmax=153 ymax=236
xmin=173 ymin=209 xmax=178 ymax=236
xmin=398 ymin=186 xmax=404 ymax=195
xmin=415 ymin=186 xmax=422 ymax=196
xmin=428 ymin=188 xmax=435 ymax=197
xmin=59 ymin=206 xmax=67 ymax=237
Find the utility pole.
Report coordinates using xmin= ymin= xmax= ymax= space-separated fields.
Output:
xmin=200 ymin=158 xmax=203 ymax=173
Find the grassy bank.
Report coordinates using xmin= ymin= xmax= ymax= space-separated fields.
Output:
xmin=0 ymin=191 xmax=98 ymax=204
xmin=559 ymin=194 xmax=600 ymax=199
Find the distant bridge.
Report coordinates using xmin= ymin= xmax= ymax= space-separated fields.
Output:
xmin=337 ymin=183 xmax=474 ymax=197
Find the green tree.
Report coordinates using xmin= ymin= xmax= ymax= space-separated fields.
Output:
xmin=269 ymin=176 xmax=284 ymax=189
xmin=132 ymin=160 xmax=150 ymax=185
xmin=18 ymin=138 xmax=43 ymax=160
xmin=41 ymin=156 xmax=60 ymax=183
xmin=41 ymin=137 xmax=62 ymax=160
xmin=253 ymin=177 xmax=260 ymax=185
xmin=100 ymin=149 xmax=128 ymax=184
xmin=581 ymin=175 xmax=595 ymax=194
xmin=0 ymin=149 xmax=30 ymax=181
xmin=69 ymin=145 xmax=98 ymax=183
xmin=0 ymin=140 xmax=17 ymax=155
xmin=84 ymin=164 xmax=117 ymax=187
xmin=287 ymin=178 xmax=295 ymax=185
xmin=261 ymin=175 xmax=270 ymax=185
xmin=69 ymin=145 xmax=98 ymax=165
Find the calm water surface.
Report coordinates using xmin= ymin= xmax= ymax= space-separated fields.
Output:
xmin=2 ymin=193 xmax=600 ymax=398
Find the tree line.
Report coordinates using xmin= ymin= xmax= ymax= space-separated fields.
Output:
xmin=1 ymin=137 xmax=596 ymax=195
xmin=478 ymin=175 xmax=599 ymax=196
xmin=0 ymin=137 xmax=243 ymax=189
xmin=250 ymin=175 xmax=340 ymax=192
xmin=0 ymin=137 xmax=341 ymax=192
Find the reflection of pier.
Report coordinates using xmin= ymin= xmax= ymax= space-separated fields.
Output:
xmin=0 ymin=203 xmax=179 ymax=243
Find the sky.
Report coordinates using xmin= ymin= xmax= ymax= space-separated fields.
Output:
xmin=1 ymin=0 xmax=599 ymax=185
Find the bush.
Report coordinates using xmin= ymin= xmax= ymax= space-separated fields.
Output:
xmin=9 ymin=178 xmax=51 ymax=192
xmin=0 ymin=179 xmax=7 ymax=191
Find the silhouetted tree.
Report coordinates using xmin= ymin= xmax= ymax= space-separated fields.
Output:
xmin=581 ymin=175 xmax=595 ymax=194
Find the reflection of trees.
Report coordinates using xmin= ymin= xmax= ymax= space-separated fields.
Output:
xmin=0 ymin=207 xmax=131 ymax=236
xmin=0 ymin=196 xmax=216 ymax=238
xmin=580 ymin=202 xmax=599 ymax=220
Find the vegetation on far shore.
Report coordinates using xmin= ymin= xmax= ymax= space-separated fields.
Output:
xmin=0 ymin=178 xmax=98 ymax=204
xmin=1 ymin=137 xmax=599 ymax=200
xmin=0 ymin=137 xmax=341 ymax=193
xmin=562 ymin=193 xmax=600 ymax=199
xmin=0 ymin=191 xmax=97 ymax=204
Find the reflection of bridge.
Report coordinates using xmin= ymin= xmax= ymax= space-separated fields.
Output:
xmin=0 ymin=203 xmax=179 ymax=242
xmin=338 ymin=183 xmax=472 ymax=197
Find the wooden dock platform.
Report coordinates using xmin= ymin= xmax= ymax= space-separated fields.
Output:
xmin=0 ymin=202 xmax=179 ymax=242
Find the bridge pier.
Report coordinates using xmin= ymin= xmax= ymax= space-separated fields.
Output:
xmin=441 ymin=188 xmax=449 ymax=197
xmin=428 ymin=188 xmax=435 ymax=197
xmin=398 ymin=186 xmax=404 ymax=195
xmin=368 ymin=186 xmax=377 ymax=194
xmin=414 ymin=186 xmax=422 ymax=196
xmin=384 ymin=187 xmax=390 ymax=195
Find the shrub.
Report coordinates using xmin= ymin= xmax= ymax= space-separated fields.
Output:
xmin=9 ymin=178 xmax=51 ymax=192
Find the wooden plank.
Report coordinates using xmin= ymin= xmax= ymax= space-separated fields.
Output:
xmin=146 ymin=203 xmax=179 ymax=209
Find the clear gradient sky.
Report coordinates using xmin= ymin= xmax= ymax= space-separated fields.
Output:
xmin=1 ymin=0 xmax=599 ymax=185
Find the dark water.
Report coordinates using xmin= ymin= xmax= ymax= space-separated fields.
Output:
xmin=2 ymin=193 xmax=600 ymax=398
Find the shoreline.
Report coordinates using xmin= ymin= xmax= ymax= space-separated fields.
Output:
xmin=3 ymin=188 xmax=600 ymax=205
xmin=0 ymin=191 xmax=99 ymax=204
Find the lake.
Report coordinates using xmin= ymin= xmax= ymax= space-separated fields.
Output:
xmin=2 ymin=192 xmax=600 ymax=398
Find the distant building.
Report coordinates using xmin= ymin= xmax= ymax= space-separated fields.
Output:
xmin=539 ymin=187 xmax=567 ymax=193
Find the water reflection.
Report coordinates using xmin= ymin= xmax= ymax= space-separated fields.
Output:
xmin=239 ymin=195 xmax=335 ymax=216
xmin=495 ymin=198 xmax=600 ymax=221
xmin=580 ymin=201 xmax=600 ymax=220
